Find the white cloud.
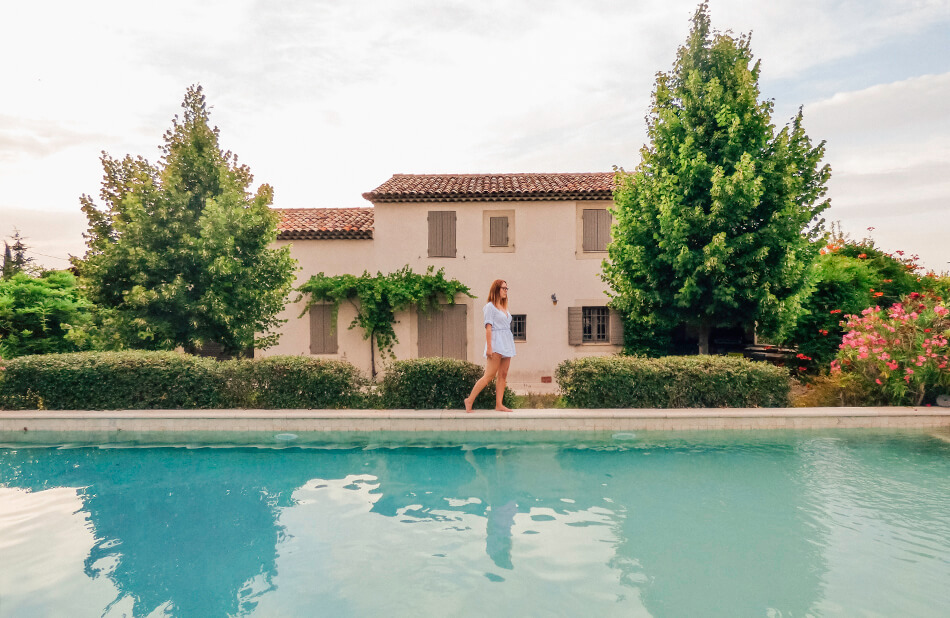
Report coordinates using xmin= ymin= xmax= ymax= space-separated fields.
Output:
xmin=805 ymin=72 xmax=950 ymax=270
xmin=1 ymin=1 xmax=948 ymax=270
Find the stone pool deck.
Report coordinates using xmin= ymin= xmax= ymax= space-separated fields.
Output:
xmin=2 ymin=406 xmax=950 ymax=433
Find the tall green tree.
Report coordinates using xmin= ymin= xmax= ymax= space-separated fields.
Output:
xmin=2 ymin=229 xmax=36 ymax=279
xmin=76 ymin=85 xmax=296 ymax=355
xmin=605 ymin=3 xmax=831 ymax=354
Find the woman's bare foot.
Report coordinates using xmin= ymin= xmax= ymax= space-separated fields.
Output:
xmin=464 ymin=397 xmax=474 ymax=413
xmin=495 ymin=405 xmax=513 ymax=412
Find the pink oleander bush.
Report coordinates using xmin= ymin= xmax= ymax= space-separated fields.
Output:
xmin=831 ymin=292 xmax=950 ymax=405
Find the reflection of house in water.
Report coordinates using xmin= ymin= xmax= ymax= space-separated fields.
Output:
xmin=1 ymin=440 xmax=830 ymax=616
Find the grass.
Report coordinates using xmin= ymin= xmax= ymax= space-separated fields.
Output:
xmin=512 ymin=393 xmax=567 ymax=409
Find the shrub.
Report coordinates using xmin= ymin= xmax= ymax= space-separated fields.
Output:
xmin=222 ymin=356 xmax=365 ymax=409
xmin=0 ymin=270 xmax=96 ymax=357
xmin=0 ymin=351 xmax=224 ymax=410
xmin=789 ymin=235 xmax=927 ymax=369
xmin=380 ymin=357 xmax=515 ymax=409
xmin=831 ymin=292 xmax=950 ymax=405
xmin=556 ymin=355 xmax=790 ymax=408
xmin=0 ymin=351 xmax=365 ymax=410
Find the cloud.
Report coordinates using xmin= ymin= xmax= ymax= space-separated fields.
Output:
xmin=803 ymin=72 xmax=950 ymax=270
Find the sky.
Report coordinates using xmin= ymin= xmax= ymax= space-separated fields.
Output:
xmin=2 ymin=0 xmax=948 ymax=272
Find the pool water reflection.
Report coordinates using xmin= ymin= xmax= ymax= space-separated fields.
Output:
xmin=1 ymin=430 xmax=949 ymax=616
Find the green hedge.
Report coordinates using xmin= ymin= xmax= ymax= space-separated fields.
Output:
xmin=380 ymin=357 xmax=516 ymax=409
xmin=222 ymin=356 xmax=365 ymax=409
xmin=0 ymin=351 xmax=364 ymax=410
xmin=556 ymin=355 xmax=790 ymax=408
xmin=0 ymin=351 xmax=224 ymax=410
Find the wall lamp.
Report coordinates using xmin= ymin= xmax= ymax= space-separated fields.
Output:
xmin=551 ymin=293 xmax=558 ymax=306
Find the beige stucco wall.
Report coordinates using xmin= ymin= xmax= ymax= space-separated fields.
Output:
xmin=258 ymin=238 xmax=376 ymax=372
xmin=261 ymin=199 xmax=622 ymax=389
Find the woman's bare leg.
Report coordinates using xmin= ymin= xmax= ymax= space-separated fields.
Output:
xmin=464 ymin=354 xmax=501 ymax=412
xmin=495 ymin=356 xmax=512 ymax=411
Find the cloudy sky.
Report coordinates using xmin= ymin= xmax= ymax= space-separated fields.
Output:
xmin=2 ymin=0 xmax=948 ymax=271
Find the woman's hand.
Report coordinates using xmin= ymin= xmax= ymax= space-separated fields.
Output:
xmin=487 ymin=347 xmax=493 ymax=357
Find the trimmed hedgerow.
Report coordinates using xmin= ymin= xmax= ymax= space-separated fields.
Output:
xmin=0 ymin=351 xmax=365 ymax=410
xmin=221 ymin=356 xmax=366 ymax=409
xmin=0 ymin=351 xmax=224 ymax=410
xmin=556 ymin=355 xmax=790 ymax=408
xmin=380 ymin=357 xmax=516 ymax=409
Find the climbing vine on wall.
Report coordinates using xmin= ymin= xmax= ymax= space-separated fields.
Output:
xmin=297 ymin=266 xmax=473 ymax=377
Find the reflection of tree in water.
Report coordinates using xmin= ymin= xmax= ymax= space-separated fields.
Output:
xmin=0 ymin=447 xmax=367 ymax=617
xmin=0 ymin=437 xmax=833 ymax=615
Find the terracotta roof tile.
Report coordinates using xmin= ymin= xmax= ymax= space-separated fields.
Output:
xmin=363 ymin=172 xmax=615 ymax=203
xmin=275 ymin=208 xmax=374 ymax=240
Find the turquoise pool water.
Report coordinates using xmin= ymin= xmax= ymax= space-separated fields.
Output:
xmin=1 ymin=429 xmax=949 ymax=617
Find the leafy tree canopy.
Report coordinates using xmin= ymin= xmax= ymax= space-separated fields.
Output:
xmin=298 ymin=266 xmax=473 ymax=377
xmin=75 ymin=85 xmax=296 ymax=355
xmin=604 ymin=3 xmax=831 ymax=354
xmin=0 ymin=270 xmax=95 ymax=358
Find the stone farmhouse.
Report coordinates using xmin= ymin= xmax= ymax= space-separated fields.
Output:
xmin=261 ymin=172 xmax=626 ymax=391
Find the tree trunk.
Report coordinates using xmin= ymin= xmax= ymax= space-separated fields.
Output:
xmin=370 ymin=330 xmax=377 ymax=379
xmin=697 ymin=320 xmax=711 ymax=355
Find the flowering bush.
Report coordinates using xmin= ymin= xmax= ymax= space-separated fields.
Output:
xmin=831 ymin=292 xmax=950 ymax=405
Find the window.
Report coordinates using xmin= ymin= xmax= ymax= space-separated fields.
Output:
xmin=511 ymin=314 xmax=526 ymax=341
xmin=310 ymin=304 xmax=338 ymax=354
xmin=583 ymin=306 xmax=609 ymax=342
xmin=489 ymin=216 xmax=509 ymax=247
xmin=582 ymin=208 xmax=612 ymax=252
xmin=428 ymin=211 xmax=457 ymax=258
xmin=418 ymin=304 xmax=468 ymax=359
xmin=568 ymin=306 xmax=624 ymax=345
xmin=483 ymin=209 xmax=515 ymax=252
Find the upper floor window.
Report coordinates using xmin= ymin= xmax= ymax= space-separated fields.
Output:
xmin=483 ymin=209 xmax=515 ymax=253
xmin=582 ymin=208 xmax=612 ymax=252
xmin=489 ymin=216 xmax=509 ymax=247
xmin=428 ymin=210 xmax=457 ymax=258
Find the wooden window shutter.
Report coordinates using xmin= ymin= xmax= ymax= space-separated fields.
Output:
xmin=598 ymin=209 xmax=612 ymax=251
xmin=417 ymin=310 xmax=441 ymax=357
xmin=583 ymin=209 xmax=611 ymax=252
xmin=443 ymin=304 xmax=468 ymax=360
xmin=428 ymin=212 xmax=442 ymax=258
xmin=428 ymin=211 xmax=457 ymax=257
xmin=609 ymin=308 xmax=624 ymax=346
xmin=445 ymin=211 xmax=457 ymax=257
xmin=568 ymin=307 xmax=583 ymax=345
xmin=489 ymin=216 xmax=509 ymax=247
xmin=310 ymin=305 xmax=337 ymax=354
xmin=582 ymin=209 xmax=597 ymax=252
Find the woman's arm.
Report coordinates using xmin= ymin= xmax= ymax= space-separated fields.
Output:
xmin=485 ymin=323 xmax=493 ymax=356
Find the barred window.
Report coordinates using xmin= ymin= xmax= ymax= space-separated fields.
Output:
xmin=511 ymin=314 xmax=526 ymax=341
xmin=582 ymin=307 xmax=609 ymax=342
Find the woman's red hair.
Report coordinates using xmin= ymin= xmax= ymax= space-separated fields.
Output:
xmin=487 ymin=279 xmax=508 ymax=310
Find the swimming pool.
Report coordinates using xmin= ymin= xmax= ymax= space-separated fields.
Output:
xmin=2 ymin=429 xmax=949 ymax=616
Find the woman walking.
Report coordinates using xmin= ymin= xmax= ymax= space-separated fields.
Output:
xmin=464 ymin=279 xmax=515 ymax=413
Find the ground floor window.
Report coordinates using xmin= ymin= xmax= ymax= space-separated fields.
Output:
xmin=511 ymin=314 xmax=526 ymax=341
xmin=418 ymin=304 xmax=467 ymax=359
xmin=583 ymin=307 xmax=609 ymax=342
